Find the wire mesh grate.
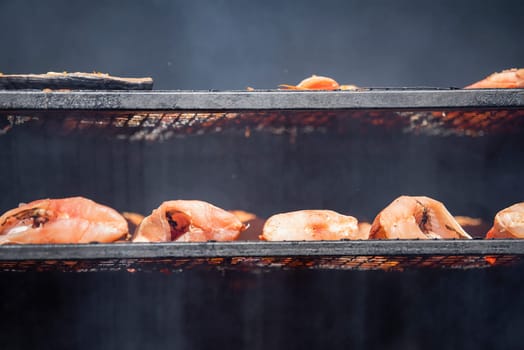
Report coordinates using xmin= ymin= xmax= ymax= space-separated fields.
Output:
xmin=1 ymin=109 xmax=523 ymax=140
xmin=0 ymin=254 xmax=520 ymax=272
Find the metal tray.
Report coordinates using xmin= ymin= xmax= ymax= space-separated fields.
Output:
xmin=0 ymin=89 xmax=522 ymax=110
xmin=0 ymin=240 xmax=522 ymax=272
xmin=1 ymin=89 xmax=522 ymax=139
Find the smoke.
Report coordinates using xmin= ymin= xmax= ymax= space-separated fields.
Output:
xmin=0 ymin=0 xmax=523 ymax=349
xmin=0 ymin=0 xmax=522 ymax=89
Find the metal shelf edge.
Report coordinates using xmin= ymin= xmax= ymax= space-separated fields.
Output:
xmin=0 ymin=89 xmax=523 ymax=110
xmin=0 ymin=240 xmax=523 ymax=260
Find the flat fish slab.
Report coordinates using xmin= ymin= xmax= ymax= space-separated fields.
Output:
xmin=0 ymin=72 xmax=153 ymax=90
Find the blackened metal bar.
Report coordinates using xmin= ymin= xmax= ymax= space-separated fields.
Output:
xmin=0 ymin=89 xmax=522 ymax=110
xmin=0 ymin=240 xmax=523 ymax=261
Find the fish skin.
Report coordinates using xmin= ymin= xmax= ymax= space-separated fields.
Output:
xmin=260 ymin=210 xmax=362 ymax=241
xmin=465 ymin=68 xmax=524 ymax=89
xmin=369 ymin=196 xmax=471 ymax=240
xmin=132 ymin=200 xmax=245 ymax=242
xmin=486 ymin=203 xmax=524 ymax=239
xmin=0 ymin=197 xmax=128 ymax=244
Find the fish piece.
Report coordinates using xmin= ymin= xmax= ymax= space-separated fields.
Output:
xmin=229 ymin=210 xmax=265 ymax=241
xmin=465 ymin=68 xmax=524 ymax=89
xmin=122 ymin=212 xmax=145 ymax=227
xmin=279 ymin=75 xmax=358 ymax=90
xmin=358 ymin=222 xmax=372 ymax=238
xmin=122 ymin=212 xmax=145 ymax=239
xmin=133 ymin=200 xmax=246 ymax=242
xmin=454 ymin=216 xmax=489 ymax=239
xmin=454 ymin=216 xmax=483 ymax=227
xmin=369 ymin=196 xmax=471 ymax=240
xmin=0 ymin=197 xmax=128 ymax=244
xmin=229 ymin=210 xmax=257 ymax=223
xmin=260 ymin=210 xmax=363 ymax=241
xmin=486 ymin=203 xmax=524 ymax=239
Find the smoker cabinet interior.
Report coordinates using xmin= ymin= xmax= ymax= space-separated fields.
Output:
xmin=1 ymin=89 xmax=524 ymax=350
xmin=0 ymin=89 xmax=523 ymax=272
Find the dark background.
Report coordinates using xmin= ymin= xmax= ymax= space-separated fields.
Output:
xmin=1 ymin=0 xmax=523 ymax=89
xmin=1 ymin=0 xmax=524 ymax=349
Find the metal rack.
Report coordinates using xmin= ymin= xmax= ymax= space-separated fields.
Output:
xmin=1 ymin=89 xmax=523 ymax=140
xmin=0 ymin=240 xmax=522 ymax=272
xmin=1 ymin=89 xmax=523 ymax=110
xmin=1 ymin=88 xmax=523 ymax=271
